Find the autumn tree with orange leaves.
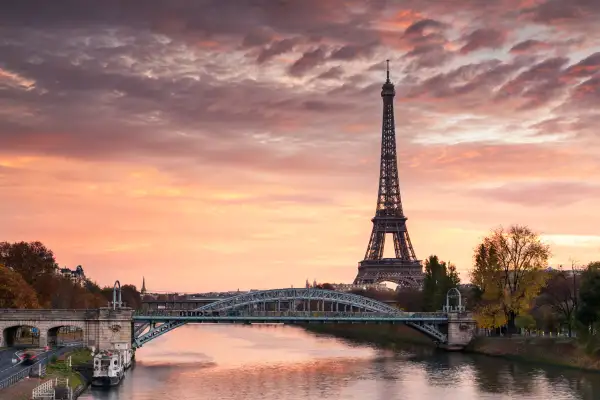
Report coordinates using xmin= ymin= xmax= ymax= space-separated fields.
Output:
xmin=0 ymin=264 xmax=40 ymax=308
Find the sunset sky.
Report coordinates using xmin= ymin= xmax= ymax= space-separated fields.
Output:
xmin=1 ymin=0 xmax=599 ymax=292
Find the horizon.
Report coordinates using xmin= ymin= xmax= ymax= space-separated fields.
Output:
xmin=1 ymin=1 xmax=599 ymax=292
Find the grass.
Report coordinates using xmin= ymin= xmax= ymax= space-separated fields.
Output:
xmin=67 ymin=348 xmax=93 ymax=366
xmin=45 ymin=348 xmax=94 ymax=389
xmin=46 ymin=362 xmax=83 ymax=388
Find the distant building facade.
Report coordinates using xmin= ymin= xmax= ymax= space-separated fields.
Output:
xmin=59 ymin=265 xmax=86 ymax=285
xmin=305 ymin=279 xmax=392 ymax=293
xmin=329 ymin=283 xmax=393 ymax=292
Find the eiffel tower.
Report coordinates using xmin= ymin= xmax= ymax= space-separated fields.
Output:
xmin=353 ymin=61 xmax=423 ymax=289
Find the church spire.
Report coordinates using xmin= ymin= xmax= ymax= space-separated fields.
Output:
xmin=141 ymin=276 xmax=147 ymax=295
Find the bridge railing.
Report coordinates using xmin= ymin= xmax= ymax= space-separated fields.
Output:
xmin=134 ymin=310 xmax=450 ymax=319
xmin=31 ymin=378 xmax=54 ymax=399
xmin=0 ymin=366 xmax=32 ymax=390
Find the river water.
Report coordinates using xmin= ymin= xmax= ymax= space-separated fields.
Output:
xmin=79 ymin=325 xmax=599 ymax=400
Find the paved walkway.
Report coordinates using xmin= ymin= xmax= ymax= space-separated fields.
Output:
xmin=0 ymin=376 xmax=44 ymax=400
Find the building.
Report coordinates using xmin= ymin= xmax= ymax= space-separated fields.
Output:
xmin=59 ymin=265 xmax=86 ymax=285
xmin=330 ymin=283 xmax=393 ymax=292
xmin=306 ymin=279 xmax=392 ymax=293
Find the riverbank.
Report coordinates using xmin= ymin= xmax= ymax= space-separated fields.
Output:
xmin=465 ymin=336 xmax=600 ymax=372
xmin=306 ymin=324 xmax=600 ymax=372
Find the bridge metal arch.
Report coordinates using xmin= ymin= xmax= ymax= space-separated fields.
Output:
xmin=194 ymin=288 xmax=407 ymax=315
xmin=132 ymin=289 xmax=442 ymax=349
xmin=113 ymin=280 xmax=122 ymax=310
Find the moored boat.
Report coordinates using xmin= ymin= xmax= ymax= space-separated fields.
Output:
xmin=91 ymin=342 xmax=134 ymax=387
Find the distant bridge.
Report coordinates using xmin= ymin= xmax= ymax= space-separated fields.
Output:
xmin=133 ymin=288 xmax=476 ymax=350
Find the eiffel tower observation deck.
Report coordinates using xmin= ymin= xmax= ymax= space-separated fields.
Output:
xmin=353 ymin=61 xmax=424 ymax=289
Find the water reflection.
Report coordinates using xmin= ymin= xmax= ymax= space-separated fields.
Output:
xmin=80 ymin=325 xmax=600 ymax=400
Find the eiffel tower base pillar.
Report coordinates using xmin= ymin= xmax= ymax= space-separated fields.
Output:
xmin=353 ymin=259 xmax=423 ymax=289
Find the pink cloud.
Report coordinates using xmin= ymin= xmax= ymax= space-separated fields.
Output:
xmin=2 ymin=0 xmax=600 ymax=290
xmin=460 ymin=28 xmax=507 ymax=54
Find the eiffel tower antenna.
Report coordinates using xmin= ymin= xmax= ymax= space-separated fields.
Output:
xmin=353 ymin=61 xmax=423 ymax=289
xmin=386 ymin=59 xmax=390 ymax=82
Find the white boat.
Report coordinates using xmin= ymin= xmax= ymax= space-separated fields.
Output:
xmin=91 ymin=343 xmax=134 ymax=387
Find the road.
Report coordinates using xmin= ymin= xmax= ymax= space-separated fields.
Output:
xmin=0 ymin=346 xmax=76 ymax=383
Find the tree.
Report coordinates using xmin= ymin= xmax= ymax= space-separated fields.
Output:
xmin=515 ymin=314 xmax=536 ymax=333
xmin=470 ymin=225 xmax=550 ymax=335
xmin=349 ymin=288 xmax=396 ymax=303
xmin=316 ymin=283 xmax=335 ymax=291
xmin=0 ymin=241 xmax=58 ymax=306
xmin=422 ymin=255 xmax=461 ymax=311
xmin=0 ymin=264 xmax=40 ymax=308
xmin=474 ymin=302 xmax=506 ymax=330
xmin=576 ymin=262 xmax=600 ymax=339
xmin=395 ymin=287 xmax=423 ymax=312
xmin=537 ymin=262 xmax=581 ymax=337
xmin=0 ymin=241 xmax=58 ymax=285
xmin=121 ymin=285 xmax=142 ymax=309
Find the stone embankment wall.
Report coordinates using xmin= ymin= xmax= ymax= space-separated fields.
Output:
xmin=306 ymin=324 xmax=600 ymax=371
xmin=465 ymin=336 xmax=600 ymax=371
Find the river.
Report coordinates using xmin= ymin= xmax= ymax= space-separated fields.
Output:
xmin=79 ymin=324 xmax=600 ymax=400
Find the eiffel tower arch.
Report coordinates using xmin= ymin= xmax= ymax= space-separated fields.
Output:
xmin=354 ymin=61 xmax=424 ymax=289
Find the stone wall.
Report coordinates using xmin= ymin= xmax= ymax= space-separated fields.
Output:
xmin=0 ymin=308 xmax=133 ymax=351
xmin=444 ymin=311 xmax=478 ymax=350
xmin=90 ymin=308 xmax=133 ymax=350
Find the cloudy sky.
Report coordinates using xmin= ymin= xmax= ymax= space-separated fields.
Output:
xmin=1 ymin=0 xmax=599 ymax=292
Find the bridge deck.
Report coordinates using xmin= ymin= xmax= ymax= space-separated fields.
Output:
xmin=134 ymin=316 xmax=448 ymax=323
xmin=134 ymin=311 xmax=448 ymax=324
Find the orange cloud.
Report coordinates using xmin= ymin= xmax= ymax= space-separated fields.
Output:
xmin=2 ymin=0 xmax=600 ymax=293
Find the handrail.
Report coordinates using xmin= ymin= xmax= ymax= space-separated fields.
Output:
xmin=31 ymin=378 xmax=54 ymax=399
xmin=0 ymin=366 xmax=32 ymax=390
xmin=134 ymin=310 xmax=450 ymax=319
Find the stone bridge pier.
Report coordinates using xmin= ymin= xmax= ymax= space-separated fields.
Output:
xmin=442 ymin=311 xmax=478 ymax=350
xmin=0 ymin=308 xmax=134 ymax=351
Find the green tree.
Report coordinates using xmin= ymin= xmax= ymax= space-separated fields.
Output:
xmin=0 ymin=264 xmax=40 ymax=308
xmin=121 ymin=285 xmax=142 ymax=309
xmin=422 ymin=255 xmax=461 ymax=312
xmin=395 ymin=287 xmax=423 ymax=312
xmin=470 ymin=225 xmax=550 ymax=335
xmin=515 ymin=314 xmax=536 ymax=332
xmin=576 ymin=262 xmax=600 ymax=347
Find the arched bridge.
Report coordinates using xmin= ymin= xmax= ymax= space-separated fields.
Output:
xmin=133 ymin=288 xmax=476 ymax=350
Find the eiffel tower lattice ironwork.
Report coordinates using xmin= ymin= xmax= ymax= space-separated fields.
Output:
xmin=353 ymin=61 xmax=423 ymax=289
